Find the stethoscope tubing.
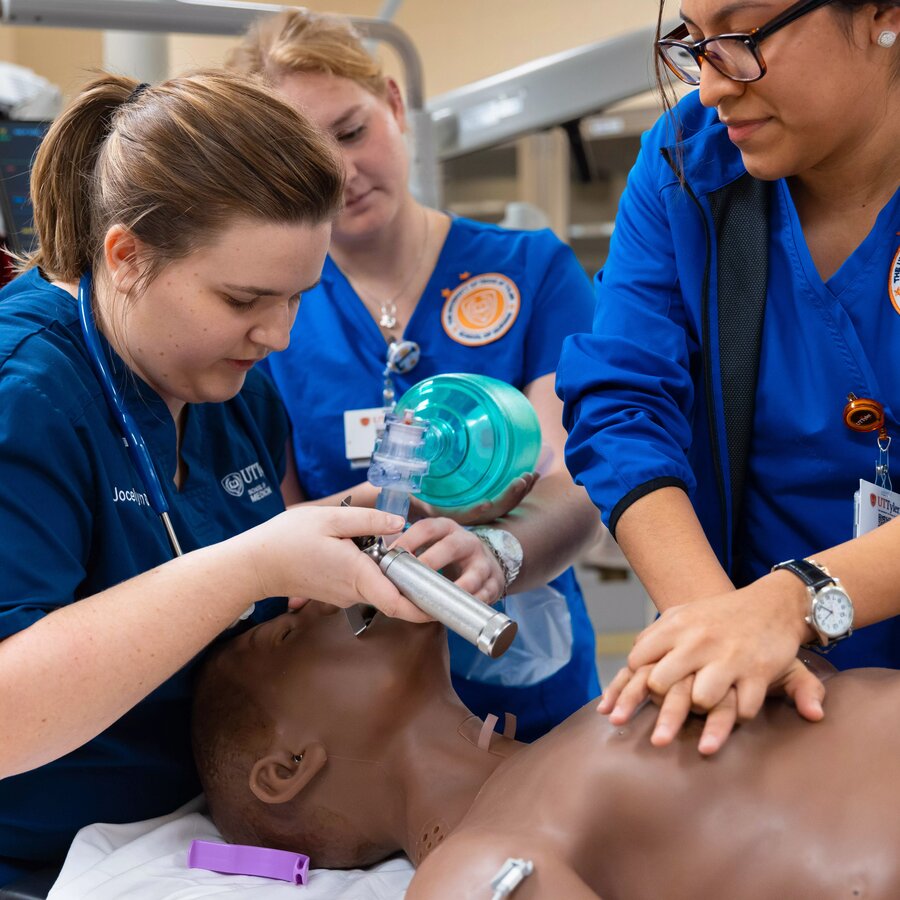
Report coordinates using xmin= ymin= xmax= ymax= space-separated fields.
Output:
xmin=77 ymin=271 xmax=183 ymax=557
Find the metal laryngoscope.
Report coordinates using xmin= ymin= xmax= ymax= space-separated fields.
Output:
xmin=342 ymin=409 xmax=518 ymax=659
xmin=349 ymin=531 xmax=518 ymax=659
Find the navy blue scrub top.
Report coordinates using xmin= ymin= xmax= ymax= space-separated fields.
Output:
xmin=0 ymin=269 xmax=289 ymax=883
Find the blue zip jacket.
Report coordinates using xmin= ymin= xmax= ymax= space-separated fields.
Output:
xmin=558 ymin=90 xmax=900 ymax=671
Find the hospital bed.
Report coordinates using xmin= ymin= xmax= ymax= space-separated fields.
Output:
xmin=45 ymin=796 xmax=414 ymax=899
xmin=0 ymin=796 xmax=413 ymax=899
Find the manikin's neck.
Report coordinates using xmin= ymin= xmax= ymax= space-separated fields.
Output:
xmin=379 ymin=691 xmax=523 ymax=865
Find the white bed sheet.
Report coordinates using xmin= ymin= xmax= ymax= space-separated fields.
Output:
xmin=47 ymin=796 xmax=414 ymax=900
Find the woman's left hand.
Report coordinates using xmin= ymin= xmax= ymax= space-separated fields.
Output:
xmin=391 ymin=517 xmax=506 ymax=604
xmin=407 ymin=473 xmax=539 ymax=526
xmin=598 ymin=656 xmax=825 ymax=755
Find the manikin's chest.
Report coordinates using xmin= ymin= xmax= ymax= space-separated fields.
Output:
xmin=454 ymin=691 xmax=900 ymax=900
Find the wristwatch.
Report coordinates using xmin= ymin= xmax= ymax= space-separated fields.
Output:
xmin=469 ymin=526 xmax=523 ymax=593
xmin=771 ymin=558 xmax=854 ymax=650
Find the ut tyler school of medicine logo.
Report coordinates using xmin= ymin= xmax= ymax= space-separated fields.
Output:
xmin=890 ymin=243 xmax=900 ymax=316
xmin=221 ymin=460 xmax=273 ymax=503
xmin=441 ymin=272 xmax=520 ymax=346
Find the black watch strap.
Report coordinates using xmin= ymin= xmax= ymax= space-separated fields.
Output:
xmin=771 ymin=558 xmax=834 ymax=591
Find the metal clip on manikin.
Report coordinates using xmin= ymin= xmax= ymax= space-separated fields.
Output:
xmin=490 ymin=857 xmax=535 ymax=899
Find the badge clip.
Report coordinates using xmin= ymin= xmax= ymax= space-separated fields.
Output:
xmin=844 ymin=394 xmax=891 ymax=490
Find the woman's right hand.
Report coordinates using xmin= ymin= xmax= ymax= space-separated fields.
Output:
xmin=238 ymin=506 xmax=431 ymax=622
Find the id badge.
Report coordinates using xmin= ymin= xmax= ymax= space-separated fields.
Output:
xmin=853 ymin=478 xmax=900 ymax=537
xmin=344 ymin=406 xmax=385 ymax=470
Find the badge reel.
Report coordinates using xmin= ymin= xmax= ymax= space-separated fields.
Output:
xmin=343 ymin=340 xmax=420 ymax=469
xmin=844 ymin=394 xmax=900 ymax=537
xmin=381 ymin=339 xmax=420 ymax=409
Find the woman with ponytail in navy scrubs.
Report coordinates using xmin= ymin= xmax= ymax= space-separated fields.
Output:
xmin=0 ymin=71 xmax=429 ymax=887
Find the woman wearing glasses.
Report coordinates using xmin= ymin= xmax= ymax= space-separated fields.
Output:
xmin=559 ymin=0 xmax=900 ymax=752
xmin=229 ymin=10 xmax=602 ymax=743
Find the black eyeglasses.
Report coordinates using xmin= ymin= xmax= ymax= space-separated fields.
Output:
xmin=657 ymin=0 xmax=834 ymax=85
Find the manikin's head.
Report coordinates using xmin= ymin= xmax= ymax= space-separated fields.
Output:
xmin=192 ymin=605 xmax=457 ymax=867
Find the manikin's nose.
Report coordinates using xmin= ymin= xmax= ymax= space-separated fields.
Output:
xmin=307 ymin=600 xmax=342 ymax=618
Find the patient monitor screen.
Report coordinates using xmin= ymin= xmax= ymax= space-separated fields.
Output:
xmin=0 ymin=120 xmax=50 ymax=255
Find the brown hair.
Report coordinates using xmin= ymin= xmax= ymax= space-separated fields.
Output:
xmin=26 ymin=69 xmax=344 ymax=283
xmin=227 ymin=8 xmax=387 ymax=96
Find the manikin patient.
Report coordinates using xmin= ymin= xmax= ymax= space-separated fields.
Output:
xmin=192 ymin=604 xmax=900 ymax=899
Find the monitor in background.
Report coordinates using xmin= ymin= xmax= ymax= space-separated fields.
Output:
xmin=0 ymin=120 xmax=51 ymax=256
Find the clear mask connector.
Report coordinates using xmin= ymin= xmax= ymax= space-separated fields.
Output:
xmin=367 ymin=409 xmax=431 ymax=520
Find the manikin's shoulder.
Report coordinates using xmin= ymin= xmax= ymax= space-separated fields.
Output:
xmin=407 ymin=829 xmax=599 ymax=900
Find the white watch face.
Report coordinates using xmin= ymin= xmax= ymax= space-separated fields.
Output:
xmin=474 ymin=527 xmax=523 ymax=579
xmin=493 ymin=530 xmax=523 ymax=571
xmin=812 ymin=586 xmax=854 ymax=638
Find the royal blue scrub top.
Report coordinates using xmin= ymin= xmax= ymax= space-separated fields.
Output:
xmin=558 ymin=89 xmax=900 ymax=670
xmin=0 ymin=269 xmax=289 ymax=884
xmin=263 ymin=217 xmax=600 ymax=741
xmin=741 ymin=181 xmax=900 ymax=667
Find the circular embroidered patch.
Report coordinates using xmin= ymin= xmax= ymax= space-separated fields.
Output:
xmin=442 ymin=273 xmax=520 ymax=346
xmin=890 ymin=245 xmax=900 ymax=316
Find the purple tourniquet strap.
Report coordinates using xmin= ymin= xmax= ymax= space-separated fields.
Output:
xmin=188 ymin=839 xmax=310 ymax=885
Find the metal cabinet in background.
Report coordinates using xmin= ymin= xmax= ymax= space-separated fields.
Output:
xmin=441 ymin=100 xmax=662 ymax=277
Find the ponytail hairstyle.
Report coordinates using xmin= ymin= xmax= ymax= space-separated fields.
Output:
xmin=26 ymin=69 xmax=344 ymax=284
xmin=227 ymin=8 xmax=388 ymax=98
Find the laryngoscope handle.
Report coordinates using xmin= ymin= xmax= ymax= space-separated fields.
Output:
xmin=366 ymin=544 xmax=517 ymax=658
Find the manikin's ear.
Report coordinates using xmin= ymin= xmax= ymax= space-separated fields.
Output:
xmin=103 ymin=224 xmax=145 ymax=295
xmin=384 ymin=78 xmax=407 ymax=132
xmin=249 ymin=742 xmax=327 ymax=805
